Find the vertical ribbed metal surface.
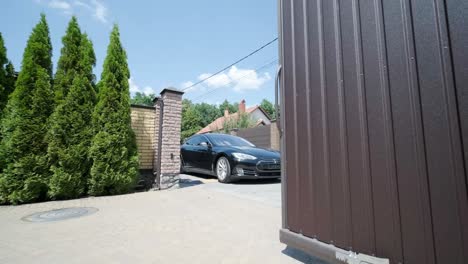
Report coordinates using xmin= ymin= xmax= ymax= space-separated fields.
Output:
xmin=279 ymin=0 xmax=468 ymax=263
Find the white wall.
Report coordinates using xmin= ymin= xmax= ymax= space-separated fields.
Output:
xmin=250 ymin=108 xmax=272 ymax=125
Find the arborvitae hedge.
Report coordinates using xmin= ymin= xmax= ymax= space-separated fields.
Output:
xmin=0 ymin=15 xmax=54 ymax=204
xmin=0 ymin=17 xmax=142 ymax=203
xmin=53 ymin=17 xmax=83 ymax=104
xmin=46 ymin=18 xmax=97 ymax=200
xmin=0 ymin=33 xmax=16 ymax=120
xmin=88 ymin=25 xmax=139 ymax=196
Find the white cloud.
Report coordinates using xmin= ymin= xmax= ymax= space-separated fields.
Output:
xmin=181 ymin=81 xmax=209 ymax=93
xmin=228 ymin=66 xmax=271 ymax=92
xmin=128 ymin=78 xmax=156 ymax=95
xmin=129 ymin=78 xmax=139 ymax=93
xmin=49 ymin=0 xmax=71 ymax=10
xmin=187 ymin=66 xmax=271 ymax=93
xmin=42 ymin=0 xmax=72 ymax=15
xmin=181 ymin=81 xmax=195 ymax=91
xmin=142 ymin=86 xmax=155 ymax=95
xmin=34 ymin=0 xmax=109 ymax=23
xmin=73 ymin=0 xmax=108 ymax=23
xmin=198 ymin=73 xmax=231 ymax=88
xmin=90 ymin=0 xmax=108 ymax=23
xmin=73 ymin=0 xmax=89 ymax=8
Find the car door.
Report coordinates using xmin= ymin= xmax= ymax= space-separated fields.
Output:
xmin=181 ymin=136 xmax=200 ymax=168
xmin=195 ymin=135 xmax=213 ymax=171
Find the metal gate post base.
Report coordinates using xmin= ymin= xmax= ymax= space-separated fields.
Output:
xmin=280 ymin=229 xmax=389 ymax=264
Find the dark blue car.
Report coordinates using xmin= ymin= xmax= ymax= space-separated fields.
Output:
xmin=181 ymin=133 xmax=281 ymax=183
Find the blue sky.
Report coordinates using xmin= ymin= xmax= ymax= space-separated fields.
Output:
xmin=1 ymin=0 xmax=278 ymax=106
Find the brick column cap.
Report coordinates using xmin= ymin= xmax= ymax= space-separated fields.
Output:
xmin=160 ymin=87 xmax=184 ymax=96
xmin=152 ymin=96 xmax=161 ymax=104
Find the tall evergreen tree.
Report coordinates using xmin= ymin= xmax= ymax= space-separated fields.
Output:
xmin=0 ymin=33 xmax=7 ymax=112
xmin=53 ymin=16 xmax=82 ymax=104
xmin=88 ymin=25 xmax=138 ymax=196
xmin=47 ymin=19 xmax=96 ymax=200
xmin=0 ymin=14 xmax=53 ymax=204
xmin=4 ymin=62 xmax=16 ymax=93
xmin=0 ymin=33 xmax=15 ymax=117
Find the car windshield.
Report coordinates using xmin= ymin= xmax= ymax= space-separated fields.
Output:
xmin=207 ymin=134 xmax=255 ymax=147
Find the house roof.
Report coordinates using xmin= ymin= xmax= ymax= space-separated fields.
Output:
xmin=197 ymin=106 xmax=270 ymax=134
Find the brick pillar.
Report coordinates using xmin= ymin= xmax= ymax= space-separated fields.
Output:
xmin=152 ymin=96 xmax=161 ymax=176
xmin=158 ymin=87 xmax=184 ymax=189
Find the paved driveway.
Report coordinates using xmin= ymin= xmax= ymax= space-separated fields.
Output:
xmin=0 ymin=174 xmax=326 ymax=264
xmin=184 ymin=174 xmax=282 ymax=208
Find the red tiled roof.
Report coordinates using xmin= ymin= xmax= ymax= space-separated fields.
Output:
xmin=197 ymin=106 xmax=260 ymax=134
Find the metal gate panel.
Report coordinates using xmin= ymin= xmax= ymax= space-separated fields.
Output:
xmin=446 ymin=0 xmax=468 ymax=257
xmin=279 ymin=0 xmax=468 ymax=263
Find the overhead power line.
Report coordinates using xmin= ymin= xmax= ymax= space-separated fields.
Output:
xmin=192 ymin=58 xmax=278 ymax=102
xmin=182 ymin=37 xmax=278 ymax=91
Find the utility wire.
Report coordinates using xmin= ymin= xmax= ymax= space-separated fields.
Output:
xmin=182 ymin=37 xmax=278 ymax=91
xmin=192 ymin=58 xmax=278 ymax=102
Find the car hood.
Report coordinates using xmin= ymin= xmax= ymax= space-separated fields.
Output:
xmin=230 ymin=146 xmax=280 ymax=159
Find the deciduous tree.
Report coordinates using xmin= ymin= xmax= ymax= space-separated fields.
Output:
xmin=259 ymin=99 xmax=275 ymax=119
xmin=131 ymin=92 xmax=155 ymax=106
xmin=181 ymin=106 xmax=202 ymax=142
xmin=194 ymin=102 xmax=220 ymax=127
xmin=218 ymin=99 xmax=238 ymax=116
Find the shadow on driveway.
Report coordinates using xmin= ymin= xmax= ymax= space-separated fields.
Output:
xmin=282 ymin=246 xmax=329 ymax=264
xmin=183 ymin=172 xmax=281 ymax=185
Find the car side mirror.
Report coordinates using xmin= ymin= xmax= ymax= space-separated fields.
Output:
xmin=200 ymin=142 xmax=211 ymax=148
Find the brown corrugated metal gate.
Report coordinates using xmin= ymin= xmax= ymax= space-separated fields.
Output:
xmin=278 ymin=0 xmax=468 ymax=263
xmin=236 ymin=125 xmax=272 ymax=149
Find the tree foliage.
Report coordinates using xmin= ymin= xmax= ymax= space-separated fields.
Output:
xmin=221 ymin=112 xmax=255 ymax=134
xmin=0 ymin=14 xmax=54 ymax=204
xmin=131 ymin=92 xmax=155 ymax=106
xmin=0 ymin=33 xmax=16 ymax=119
xmin=88 ymin=25 xmax=139 ymax=196
xmin=53 ymin=17 xmax=84 ymax=104
xmin=181 ymin=101 xmax=202 ymax=142
xmin=193 ymin=102 xmax=220 ymax=128
xmin=181 ymin=99 xmax=273 ymax=141
xmin=46 ymin=18 xmax=96 ymax=200
xmin=218 ymin=99 xmax=238 ymax=116
xmin=260 ymin=99 xmax=275 ymax=119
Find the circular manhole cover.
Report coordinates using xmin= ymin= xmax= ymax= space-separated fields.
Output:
xmin=22 ymin=207 xmax=98 ymax=223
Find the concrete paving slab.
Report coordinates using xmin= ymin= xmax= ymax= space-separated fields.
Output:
xmin=0 ymin=178 xmax=326 ymax=264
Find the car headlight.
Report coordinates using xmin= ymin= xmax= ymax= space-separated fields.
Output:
xmin=232 ymin=153 xmax=257 ymax=160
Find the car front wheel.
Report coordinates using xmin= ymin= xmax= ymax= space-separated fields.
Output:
xmin=216 ymin=156 xmax=232 ymax=183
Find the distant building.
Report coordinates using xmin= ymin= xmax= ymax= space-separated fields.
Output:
xmin=197 ymin=99 xmax=272 ymax=134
